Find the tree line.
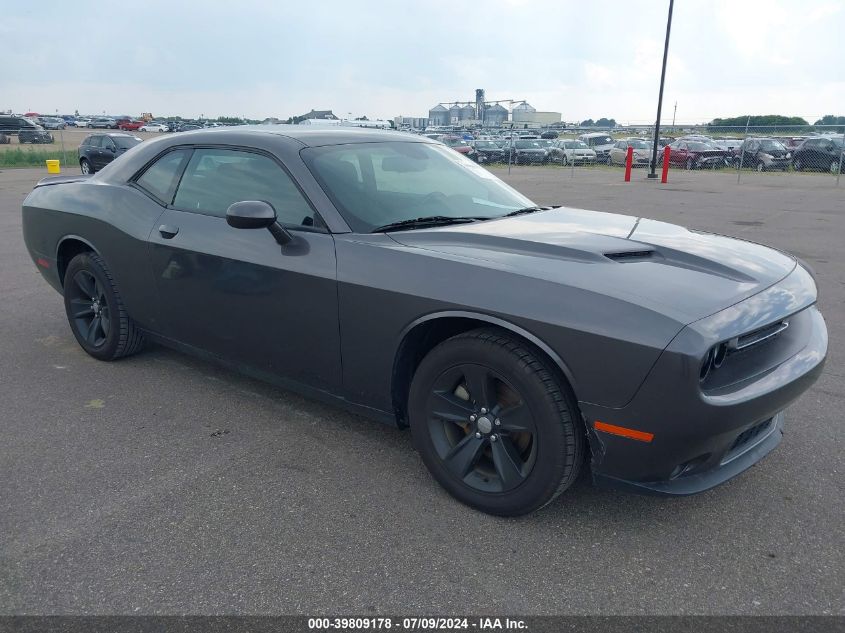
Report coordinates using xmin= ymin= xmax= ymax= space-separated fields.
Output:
xmin=706 ymin=114 xmax=845 ymax=132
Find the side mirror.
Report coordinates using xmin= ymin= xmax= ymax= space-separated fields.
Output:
xmin=226 ymin=200 xmax=292 ymax=246
xmin=227 ymin=200 xmax=277 ymax=229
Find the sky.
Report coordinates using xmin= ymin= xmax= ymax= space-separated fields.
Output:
xmin=2 ymin=0 xmax=843 ymax=124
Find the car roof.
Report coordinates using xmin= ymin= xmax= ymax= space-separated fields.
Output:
xmin=163 ymin=125 xmax=428 ymax=148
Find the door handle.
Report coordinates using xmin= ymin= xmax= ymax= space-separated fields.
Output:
xmin=158 ymin=224 xmax=179 ymax=239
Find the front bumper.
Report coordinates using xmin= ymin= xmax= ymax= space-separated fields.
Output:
xmin=581 ymin=266 xmax=827 ymax=496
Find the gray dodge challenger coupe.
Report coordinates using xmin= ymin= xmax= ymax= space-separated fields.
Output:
xmin=21 ymin=127 xmax=827 ymax=515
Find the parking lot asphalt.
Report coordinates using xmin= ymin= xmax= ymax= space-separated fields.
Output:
xmin=0 ymin=166 xmax=842 ymax=615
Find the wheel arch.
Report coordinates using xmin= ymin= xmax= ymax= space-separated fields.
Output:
xmin=56 ymin=235 xmax=99 ymax=288
xmin=390 ymin=311 xmax=579 ymax=427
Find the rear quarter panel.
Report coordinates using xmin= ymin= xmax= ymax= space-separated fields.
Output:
xmin=22 ymin=180 xmax=165 ymax=329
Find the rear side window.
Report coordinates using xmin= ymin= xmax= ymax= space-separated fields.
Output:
xmin=135 ymin=149 xmax=190 ymax=204
xmin=172 ymin=148 xmax=316 ymax=226
xmin=86 ymin=136 xmax=102 ymax=148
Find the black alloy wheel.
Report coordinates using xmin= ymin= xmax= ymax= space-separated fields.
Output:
xmin=409 ymin=328 xmax=584 ymax=516
xmin=63 ymin=252 xmax=144 ymax=360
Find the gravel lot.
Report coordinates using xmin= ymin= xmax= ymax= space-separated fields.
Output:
xmin=0 ymin=166 xmax=842 ymax=615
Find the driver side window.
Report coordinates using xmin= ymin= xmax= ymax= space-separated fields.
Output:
xmin=172 ymin=148 xmax=316 ymax=227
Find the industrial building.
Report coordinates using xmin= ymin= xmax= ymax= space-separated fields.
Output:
xmin=421 ymin=92 xmax=562 ymax=128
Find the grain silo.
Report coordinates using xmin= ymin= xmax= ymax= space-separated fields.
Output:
xmin=511 ymin=102 xmax=537 ymax=124
xmin=484 ymin=104 xmax=508 ymax=127
xmin=448 ymin=104 xmax=463 ymax=124
xmin=428 ymin=104 xmax=448 ymax=126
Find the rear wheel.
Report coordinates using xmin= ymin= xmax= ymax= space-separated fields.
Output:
xmin=63 ymin=252 xmax=144 ymax=361
xmin=756 ymin=161 xmax=765 ymax=172
xmin=793 ymin=157 xmax=802 ymax=171
xmin=830 ymin=160 xmax=840 ymax=175
xmin=685 ymin=157 xmax=694 ymax=170
xmin=409 ymin=328 xmax=584 ymax=516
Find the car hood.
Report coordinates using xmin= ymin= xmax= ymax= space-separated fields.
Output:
xmin=388 ymin=207 xmax=797 ymax=324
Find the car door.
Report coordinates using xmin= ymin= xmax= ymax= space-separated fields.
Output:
xmin=672 ymin=142 xmax=687 ymax=166
xmin=85 ymin=135 xmax=103 ymax=166
xmin=146 ymin=146 xmax=341 ymax=390
xmin=99 ymin=136 xmax=117 ymax=168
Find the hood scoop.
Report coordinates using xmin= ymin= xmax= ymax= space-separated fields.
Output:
xmin=605 ymin=250 xmax=656 ymax=262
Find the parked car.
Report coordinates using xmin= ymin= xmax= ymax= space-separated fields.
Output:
xmin=118 ymin=119 xmax=144 ymax=131
xmin=77 ymin=133 xmax=142 ymax=174
xmin=733 ymin=138 xmax=791 ymax=172
xmin=442 ymin=136 xmax=476 ymax=160
xmin=74 ymin=118 xmax=92 ymax=128
xmin=608 ymin=139 xmax=652 ymax=167
xmin=505 ymin=139 xmax=550 ymax=164
xmin=139 ymin=122 xmax=169 ymax=133
xmin=89 ymin=117 xmax=118 ymax=129
xmin=578 ymin=133 xmax=615 ymax=164
xmin=549 ymin=139 xmax=597 ymax=165
xmin=662 ymin=140 xmax=730 ymax=169
xmin=21 ymin=128 xmax=827 ymax=516
xmin=0 ymin=115 xmax=53 ymax=143
xmin=791 ymin=136 xmax=845 ymax=173
xmin=471 ymin=140 xmax=506 ymax=164
xmin=776 ymin=137 xmax=807 ymax=152
xmin=540 ymin=130 xmax=559 ymax=139
xmin=38 ymin=117 xmax=67 ymax=130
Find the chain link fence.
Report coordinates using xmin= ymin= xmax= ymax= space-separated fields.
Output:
xmin=429 ymin=123 xmax=845 ymax=186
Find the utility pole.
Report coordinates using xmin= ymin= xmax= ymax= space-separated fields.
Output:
xmin=648 ymin=0 xmax=675 ymax=179
xmin=672 ymin=102 xmax=677 ymax=131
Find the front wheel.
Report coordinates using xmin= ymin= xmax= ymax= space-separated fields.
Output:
xmin=80 ymin=158 xmax=93 ymax=174
xmin=63 ymin=252 xmax=145 ymax=361
xmin=409 ymin=328 xmax=584 ymax=516
xmin=685 ymin=157 xmax=694 ymax=170
xmin=830 ymin=160 xmax=841 ymax=175
xmin=756 ymin=161 xmax=765 ymax=172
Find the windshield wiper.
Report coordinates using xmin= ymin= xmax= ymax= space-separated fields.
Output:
xmin=503 ymin=205 xmax=558 ymax=218
xmin=372 ymin=215 xmax=484 ymax=233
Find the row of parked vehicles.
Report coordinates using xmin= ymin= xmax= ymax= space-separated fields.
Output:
xmin=429 ymin=130 xmax=845 ymax=174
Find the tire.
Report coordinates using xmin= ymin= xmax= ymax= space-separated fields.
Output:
xmin=409 ymin=328 xmax=584 ymax=516
xmin=63 ymin=252 xmax=145 ymax=361
xmin=685 ymin=158 xmax=694 ymax=170
xmin=80 ymin=158 xmax=93 ymax=174
xmin=562 ymin=155 xmax=569 ymax=166
xmin=793 ymin=158 xmax=802 ymax=171
xmin=756 ymin=161 xmax=765 ymax=172
xmin=830 ymin=160 xmax=840 ymax=175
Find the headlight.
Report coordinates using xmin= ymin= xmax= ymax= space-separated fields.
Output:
xmin=786 ymin=152 xmax=791 ymax=159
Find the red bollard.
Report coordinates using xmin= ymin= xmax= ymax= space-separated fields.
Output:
xmin=661 ymin=145 xmax=671 ymax=183
xmin=624 ymin=146 xmax=633 ymax=182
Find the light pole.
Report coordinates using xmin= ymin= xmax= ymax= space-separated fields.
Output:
xmin=648 ymin=0 xmax=675 ymax=179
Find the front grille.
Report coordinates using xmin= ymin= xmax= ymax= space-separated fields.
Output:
xmin=729 ymin=418 xmax=773 ymax=453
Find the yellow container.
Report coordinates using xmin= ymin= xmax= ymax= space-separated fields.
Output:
xmin=45 ymin=159 xmax=60 ymax=174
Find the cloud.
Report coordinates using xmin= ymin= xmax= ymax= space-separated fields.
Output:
xmin=0 ymin=0 xmax=842 ymax=123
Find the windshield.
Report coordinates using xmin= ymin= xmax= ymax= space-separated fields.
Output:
xmin=306 ymin=141 xmax=534 ymax=233
xmin=759 ymin=140 xmax=786 ymax=151
xmin=585 ymin=135 xmax=613 ymax=145
xmin=474 ymin=141 xmax=500 ymax=149
xmin=627 ymin=140 xmax=651 ymax=149
xmin=687 ymin=142 xmax=714 ymax=151
xmin=113 ymin=136 xmax=141 ymax=149
xmin=564 ymin=141 xmax=588 ymax=149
